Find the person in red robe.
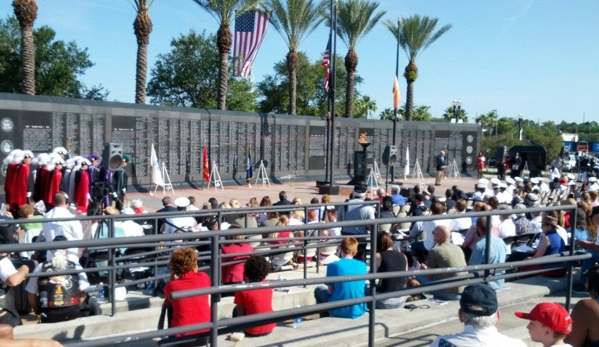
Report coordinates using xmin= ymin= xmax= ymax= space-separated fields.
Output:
xmin=43 ymin=155 xmax=64 ymax=210
xmin=5 ymin=150 xmax=33 ymax=216
xmin=3 ymin=150 xmax=21 ymax=211
xmin=32 ymin=153 xmax=50 ymax=203
xmin=74 ymin=158 xmax=91 ymax=214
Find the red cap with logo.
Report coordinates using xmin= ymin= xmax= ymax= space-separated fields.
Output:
xmin=515 ymin=302 xmax=572 ymax=335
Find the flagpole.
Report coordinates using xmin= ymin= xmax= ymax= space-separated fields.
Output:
xmin=391 ymin=17 xmax=400 ymax=184
xmin=328 ymin=0 xmax=337 ymax=189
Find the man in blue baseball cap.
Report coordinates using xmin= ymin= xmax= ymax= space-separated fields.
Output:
xmin=430 ymin=283 xmax=527 ymax=346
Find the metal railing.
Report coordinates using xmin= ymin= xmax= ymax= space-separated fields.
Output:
xmin=0 ymin=202 xmax=589 ymax=347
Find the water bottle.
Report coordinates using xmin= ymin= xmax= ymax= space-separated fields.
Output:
xmin=98 ymin=282 xmax=105 ymax=301
xmin=292 ymin=305 xmax=302 ymax=329
xmin=146 ymin=281 xmax=154 ymax=295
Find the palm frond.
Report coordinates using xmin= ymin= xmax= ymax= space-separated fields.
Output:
xmin=397 ymin=15 xmax=451 ymax=62
xmin=192 ymin=0 xmax=261 ymax=26
xmin=336 ymin=0 xmax=386 ymax=49
xmin=266 ymin=0 xmax=326 ymax=51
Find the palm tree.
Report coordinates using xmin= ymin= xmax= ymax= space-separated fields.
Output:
xmin=266 ymin=0 xmax=326 ymax=115
xmin=384 ymin=15 xmax=451 ymax=121
xmin=131 ymin=0 xmax=154 ymax=104
xmin=12 ymin=0 xmax=38 ymax=95
xmin=442 ymin=106 xmax=468 ymax=123
xmin=475 ymin=111 xmax=498 ymax=136
xmin=335 ymin=0 xmax=385 ymax=118
xmin=354 ymin=94 xmax=377 ymax=118
xmin=192 ymin=0 xmax=260 ymax=110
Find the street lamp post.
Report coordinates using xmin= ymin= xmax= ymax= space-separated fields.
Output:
xmin=452 ymin=99 xmax=462 ymax=122
xmin=518 ymin=114 xmax=523 ymax=141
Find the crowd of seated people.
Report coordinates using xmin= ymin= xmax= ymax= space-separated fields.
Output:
xmin=3 ymin=168 xmax=599 ymax=346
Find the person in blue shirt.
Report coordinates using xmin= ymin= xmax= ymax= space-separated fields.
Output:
xmin=314 ymin=237 xmax=367 ymax=319
xmin=389 ymin=185 xmax=405 ymax=207
xmin=468 ymin=216 xmax=507 ymax=290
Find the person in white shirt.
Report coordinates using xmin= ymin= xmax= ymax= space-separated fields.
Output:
xmin=164 ymin=197 xmax=197 ymax=234
xmin=39 ymin=192 xmax=83 ymax=261
xmin=430 ymin=283 xmax=527 ymax=347
xmin=538 ymin=177 xmax=551 ymax=193
xmin=450 ymin=199 xmax=472 ymax=232
xmin=497 ymin=206 xmax=516 ymax=238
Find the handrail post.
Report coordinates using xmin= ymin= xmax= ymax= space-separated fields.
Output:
xmin=303 ymin=205 xmax=308 ymax=284
xmin=369 ymin=220 xmax=377 ymax=347
xmin=566 ymin=206 xmax=577 ymax=310
xmin=108 ymin=215 xmax=117 ymax=317
xmin=484 ymin=214 xmax=492 ymax=283
xmin=211 ymin=229 xmax=221 ymax=347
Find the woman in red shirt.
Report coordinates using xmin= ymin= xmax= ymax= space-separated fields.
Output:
xmin=163 ymin=247 xmax=211 ymax=337
xmin=221 ymin=234 xmax=253 ymax=287
xmin=234 ymin=255 xmax=276 ymax=336
xmin=267 ymin=215 xmax=294 ymax=245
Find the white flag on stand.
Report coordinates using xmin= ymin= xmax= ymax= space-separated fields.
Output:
xmin=151 ymin=144 xmax=165 ymax=187
xmin=404 ymin=147 xmax=410 ymax=177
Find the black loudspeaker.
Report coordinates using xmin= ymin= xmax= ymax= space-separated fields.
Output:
xmin=102 ymin=143 xmax=123 ymax=171
xmin=382 ymin=145 xmax=398 ymax=166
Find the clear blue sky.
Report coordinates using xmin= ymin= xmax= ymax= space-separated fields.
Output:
xmin=2 ymin=0 xmax=597 ymax=124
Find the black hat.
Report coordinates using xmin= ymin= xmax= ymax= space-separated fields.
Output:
xmin=53 ymin=235 xmax=68 ymax=242
xmin=460 ymin=284 xmax=498 ymax=317
xmin=354 ymin=182 xmax=367 ymax=194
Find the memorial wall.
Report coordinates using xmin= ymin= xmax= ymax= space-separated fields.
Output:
xmin=0 ymin=93 xmax=481 ymax=189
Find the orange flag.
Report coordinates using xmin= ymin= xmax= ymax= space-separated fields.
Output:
xmin=202 ymin=144 xmax=210 ymax=182
xmin=393 ymin=75 xmax=401 ymax=109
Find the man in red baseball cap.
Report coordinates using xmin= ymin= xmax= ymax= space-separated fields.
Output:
xmin=515 ymin=302 xmax=573 ymax=347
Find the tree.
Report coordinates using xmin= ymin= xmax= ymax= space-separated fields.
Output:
xmin=442 ymin=106 xmax=468 ymax=123
xmin=147 ymin=30 xmax=257 ymax=111
xmin=378 ymin=107 xmax=395 ymax=120
xmin=266 ymin=0 xmax=326 ymax=114
xmin=410 ymin=105 xmax=433 ymax=122
xmin=354 ymin=94 xmax=376 ymax=119
xmin=0 ymin=17 xmax=109 ymax=99
xmin=130 ymin=0 xmax=154 ymax=104
xmin=475 ymin=111 xmax=498 ymax=136
xmin=256 ymin=53 xmax=364 ymax=116
xmin=12 ymin=0 xmax=37 ymax=95
xmin=191 ymin=0 xmax=260 ymax=110
xmin=384 ymin=15 xmax=451 ymax=121
xmin=334 ymin=0 xmax=385 ymax=118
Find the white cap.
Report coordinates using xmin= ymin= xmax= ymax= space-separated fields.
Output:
xmin=530 ymin=177 xmax=539 ymax=184
xmin=589 ymin=177 xmax=598 ymax=183
xmin=515 ymin=177 xmax=524 ymax=182
xmin=122 ymin=207 xmax=136 ymax=215
xmin=53 ymin=147 xmax=68 ymax=155
xmin=490 ymin=178 xmax=500 ymax=185
xmin=476 ymin=183 xmax=487 ymax=189
xmin=499 ymin=183 xmax=508 ymax=189
xmin=567 ymin=173 xmax=575 ymax=180
xmin=506 ymin=177 xmax=515 ymax=185
xmin=174 ymin=197 xmax=190 ymax=208
xmin=569 ymin=181 xmax=577 ymax=186
xmin=537 ymin=177 xmax=544 ymax=182
xmin=478 ymin=178 xmax=489 ymax=185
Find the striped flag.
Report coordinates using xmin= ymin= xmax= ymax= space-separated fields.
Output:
xmin=233 ymin=11 xmax=270 ymax=77
xmin=322 ymin=38 xmax=331 ymax=92
xmin=246 ymin=148 xmax=253 ymax=182
xmin=393 ymin=75 xmax=401 ymax=109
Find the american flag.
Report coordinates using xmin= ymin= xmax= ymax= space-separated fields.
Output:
xmin=322 ymin=37 xmax=331 ymax=92
xmin=233 ymin=11 xmax=270 ymax=77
